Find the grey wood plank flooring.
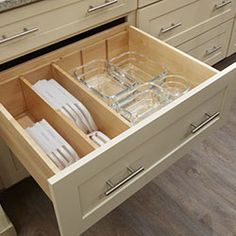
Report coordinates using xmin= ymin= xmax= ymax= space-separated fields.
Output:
xmin=0 ymin=55 xmax=236 ymax=236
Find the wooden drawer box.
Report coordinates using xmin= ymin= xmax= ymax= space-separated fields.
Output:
xmin=0 ymin=0 xmax=137 ymax=64
xmin=0 ymin=24 xmax=235 ymax=236
xmin=177 ymin=20 xmax=233 ymax=65
xmin=137 ymin=0 xmax=236 ymax=47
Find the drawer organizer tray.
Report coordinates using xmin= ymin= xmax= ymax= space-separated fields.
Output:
xmin=0 ymin=24 xmax=235 ymax=236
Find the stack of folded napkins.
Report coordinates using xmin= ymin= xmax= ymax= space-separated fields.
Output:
xmin=26 ymin=119 xmax=79 ymax=170
xmin=32 ymin=79 xmax=110 ymax=146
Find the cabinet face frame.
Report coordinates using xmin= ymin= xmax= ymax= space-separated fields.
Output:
xmin=0 ymin=24 xmax=236 ymax=236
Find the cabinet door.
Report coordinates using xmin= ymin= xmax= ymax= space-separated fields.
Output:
xmin=0 ymin=138 xmax=29 ymax=188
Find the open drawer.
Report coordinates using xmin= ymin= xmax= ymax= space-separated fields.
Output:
xmin=0 ymin=24 xmax=235 ymax=236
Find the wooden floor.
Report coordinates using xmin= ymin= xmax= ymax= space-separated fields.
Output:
xmin=0 ymin=56 xmax=236 ymax=236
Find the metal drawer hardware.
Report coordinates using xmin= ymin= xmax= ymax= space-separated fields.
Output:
xmin=105 ymin=166 xmax=145 ymax=196
xmin=160 ymin=22 xmax=182 ymax=34
xmin=205 ymin=46 xmax=222 ymax=56
xmin=214 ymin=0 xmax=232 ymax=10
xmin=0 ymin=27 xmax=39 ymax=45
xmin=191 ymin=112 xmax=220 ymax=134
xmin=88 ymin=0 xmax=118 ymax=13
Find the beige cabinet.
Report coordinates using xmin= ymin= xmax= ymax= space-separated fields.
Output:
xmin=0 ymin=24 xmax=235 ymax=236
xmin=137 ymin=0 xmax=236 ymax=64
xmin=0 ymin=0 xmax=137 ymax=63
xmin=177 ymin=20 xmax=234 ymax=65
xmin=0 ymin=138 xmax=29 ymax=188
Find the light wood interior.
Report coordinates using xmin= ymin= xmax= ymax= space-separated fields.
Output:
xmin=56 ymin=25 xmax=218 ymax=89
xmin=22 ymin=64 xmax=130 ymax=138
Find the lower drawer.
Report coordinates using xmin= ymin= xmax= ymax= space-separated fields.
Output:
xmin=177 ymin=20 xmax=233 ymax=65
xmin=0 ymin=24 xmax=235 ymax=236
xmin=80 ymin=89 xmax=224 ymax=217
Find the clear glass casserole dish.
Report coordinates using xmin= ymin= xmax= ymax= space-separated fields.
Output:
xmin=110 ymin=51 xmax=167 ymax=83
xmin=73 ymin=59 xmax=139 ymax=105
xmin=112 ymin=83 xmax=169 ymax=125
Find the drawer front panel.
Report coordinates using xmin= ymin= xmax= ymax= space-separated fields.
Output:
xmin=79 ymin=90 xmax=225 ymax=216
xmin=228 ymin=18 xmax=236 ymax=56
xmin=137 ymin=0 xmax=236 ymax=46
xmin=49 ymin=64 xmax=236 ymax=236
xmin=0 ymin=0 xmax=136 ymax=63
xmin=177 ymin=20 xmax=233 ymax=65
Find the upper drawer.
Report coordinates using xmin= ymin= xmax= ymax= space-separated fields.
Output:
xmin=0 ymin=24 xmax=235 ymax=236
xmin=137 ymin=0 xmax=236 ymax=46
xmin=0 ymin=0 xmax=137 ymax=64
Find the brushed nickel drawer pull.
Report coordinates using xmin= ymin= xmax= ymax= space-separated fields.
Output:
xmin=105 ymin=166 xmax=145 ymax=196
xmin=191 ymin=112 xmax=220 ymax=134
xmin=88 ymin=0 xmax=118 ymax=13
xmin=214 ymin=0 xmax=232 ymax=10
xmin=205 ymin=46 xmax=222 ymax=56
xmin=160 ymin=22 xmax=182 ymax=34
xmin=0 ymin=27 xmax=39 ymax=45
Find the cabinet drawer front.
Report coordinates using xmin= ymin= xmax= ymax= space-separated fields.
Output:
xmin=137 ymin=0 xmax=236 ymax=46
xmin=79 ymin=89 xmax=224 ymax=217
xmin=0 ymin=0 xmax=136 ymax=63
xmin=177 ymin=20 xmax=233 ymax=66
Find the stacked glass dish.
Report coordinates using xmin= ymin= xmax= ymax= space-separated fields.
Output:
xmin=72 ymin=51 xmax=192 ymax=125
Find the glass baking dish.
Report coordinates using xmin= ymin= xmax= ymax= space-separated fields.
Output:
xmin=73 ymin=59 xmax=139 ymax=105
xmin=112 ymin=83 xmax=169 ymax=125
xmin=110 ymin=51 xmax=167 ymax=83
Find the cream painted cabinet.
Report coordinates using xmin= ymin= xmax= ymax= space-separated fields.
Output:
xmin=0 ymin=0 xmax=137 ymax=63
xmin=0 ymin=24 xmax=235 ymax=236
xmin=0 ymin=138 xmax=29 ymax=188
xmin=137 ymin=0 xmax=236 ymax=64
xmin=177 ymin=20 xmax=234 ymax=66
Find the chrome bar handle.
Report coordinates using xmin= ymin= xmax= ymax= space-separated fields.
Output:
xmin=105 ymin=166 xmax=145 ymax=196
xmin=0 ymin=27 xmax=39 ymax=45
xmin=88 ymin=0 xmax=118 ymax=13
xmin=160 ymin=22 xmax=182 ymax=34
xmin=214 ymin=0 xmax=232 ymax=10
xmin=191 ymin=112 xmax=220 ymax=134
xmin=205 ymin=46 xmax=222 ymax=56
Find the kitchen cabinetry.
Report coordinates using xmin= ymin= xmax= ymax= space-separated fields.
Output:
xmin=137 ymin=0 xmax=236 ymax=65
xmin=177 ymin=20 xmax=233 ymax=65
xmin=0 ymin=0 xmax=137 ymax=64
xmin=0 ymin=23 xmax=235 ymax=236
